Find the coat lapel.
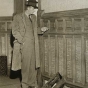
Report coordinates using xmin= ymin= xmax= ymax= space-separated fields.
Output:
xmin=31 ymin=15 xmax=40 ymax=68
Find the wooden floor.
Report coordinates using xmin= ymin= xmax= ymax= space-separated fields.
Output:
xmin=0 ymin=75 xmax=21 ymax=88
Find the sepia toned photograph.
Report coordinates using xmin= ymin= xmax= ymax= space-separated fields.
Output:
xmin=0 ymin=0 xmax=88 ymax=88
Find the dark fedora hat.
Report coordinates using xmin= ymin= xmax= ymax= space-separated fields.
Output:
xmin=25 ymin=0 xmax=38 ymax=9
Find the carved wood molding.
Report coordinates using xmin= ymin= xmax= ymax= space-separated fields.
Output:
xmin=0 ymin=16 xmax=12 ymax=21
xmin=41 ymin=8 xmax=88 ymax=18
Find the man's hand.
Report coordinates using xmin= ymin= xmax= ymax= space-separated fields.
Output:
xmin=41 ymin=27 xmax=49 ymax=34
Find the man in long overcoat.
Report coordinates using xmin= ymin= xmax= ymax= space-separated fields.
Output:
xmin=12 ymin=1 xmax=40 ymax=88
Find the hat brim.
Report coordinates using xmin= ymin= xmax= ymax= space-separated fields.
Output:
xmin=28 ymin=0 xmax=38 ymax=3
xmin=26 ymin=5 xmax=38 ymax=8
xmin=25 ymin=1 xmax=38 ymax=8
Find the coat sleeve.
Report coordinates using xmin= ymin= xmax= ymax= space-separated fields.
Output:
xmin=12 ymin=15 xmax=23 ymax=44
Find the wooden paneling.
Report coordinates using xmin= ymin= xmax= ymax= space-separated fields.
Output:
xmin=38 ymin=9 xmax=88 ymax=87
xmin=0 ymin=17 xmax=12 ymax=76
xmin=14 ymin=0 xmax=24 ymax=14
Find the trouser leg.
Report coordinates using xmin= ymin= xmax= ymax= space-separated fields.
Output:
xmin=21 ymin=43 xmax=37 ymax=88
xmin=22 ymin=82 xmax=29 ymax=88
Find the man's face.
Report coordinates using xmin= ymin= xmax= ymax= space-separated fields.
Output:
xmin=27 ymin=6 xmax=35 ymax=14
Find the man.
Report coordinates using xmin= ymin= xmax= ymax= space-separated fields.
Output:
xmin=12 ymin=0 xmax=48 ymax=88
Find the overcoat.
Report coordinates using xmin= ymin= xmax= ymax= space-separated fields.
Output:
xmin=11 ymin=13 xmax=40 ymax=71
